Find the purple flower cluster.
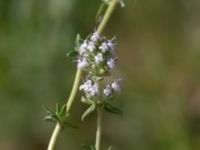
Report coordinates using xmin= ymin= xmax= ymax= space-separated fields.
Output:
xmin=77 ymin=32 xmax=116 ymax=75
xmin=78 ymin=32 xmax=121 ymax=98
xmin=79 ymin=80 xmax=99 ymax=96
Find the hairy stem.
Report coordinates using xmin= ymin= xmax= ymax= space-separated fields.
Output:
xmin=95 ymin=106 xmax=103 ymax=150
xmin=47 ymin=0 xmax=117 ymax=149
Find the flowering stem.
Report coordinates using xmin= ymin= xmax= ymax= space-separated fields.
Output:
xmin=95 ymin=1 xmax=117 ymax=149
xmin=47 ymin=0 xmax=117 ymax=149
xmin=95 ymin=106 xmax=103 ymax=150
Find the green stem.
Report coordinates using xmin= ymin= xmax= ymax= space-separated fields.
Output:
xmin=97 ymin=0 xmax=117 ymax=34
xmin=48 ymin=123 xmax=61 ymax=150
xmin=95 ymin=106 xmax=103 ymax=150
xmin=66 ymin=69 xmax=82 ymax=111
xmin=47 ymin=0 xmax=117 ymax=149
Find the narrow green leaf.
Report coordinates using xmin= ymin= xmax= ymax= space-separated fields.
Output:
xmin=64 ymin=121 xmax=79 ymax=129
xmin=117 ymin=0 xmax=125 ymax=7
xmin=67 ymin=33 xmax=81 ymax=57
xmin=44 ymin=112 xmax=60 ymax=122
xmin=42 ymin=105 xmax=53 ymax=114
xmin=56 ymin=103 xmax=61 ymax=114
xmin=44 ymin=115 xmax=57 ymax=123
xmin=82 ymin=144 xmax=96 ymax=150
xmin=85 ymin=33 xmax=92 ymax=40
xmin=96 ymin=2 xmax=108 ymax=23
xmin=104 ymin=103 xmax=123 ymax=115
xmin=66 ymin=50 xmax=79 ymax=57
xmin=59 ymin=104 xmax=67 ymax=118
xmin=81 ymin=104 xmax=96 ymax=121
xmin=75 ymin=34 xmax=81 ymax=49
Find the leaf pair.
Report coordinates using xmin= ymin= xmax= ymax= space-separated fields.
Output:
xmin=55 ymin=104 xmax=69 ymax=121
xmin=43 ymin=104 xmax=78 ymax=129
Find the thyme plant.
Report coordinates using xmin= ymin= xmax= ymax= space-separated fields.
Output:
xmin=44 ymin=0 xmax=124 ymax=150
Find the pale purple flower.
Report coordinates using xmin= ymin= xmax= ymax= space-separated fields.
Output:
xmin=90 ymin=32 xmax=100 ymax=42
xmin=79 ymin=84 xmax=85 ymax=91
xmin=89 ymin=84 xmax=99 ymax=96
xmin=111 ymin=79 xmax=121 ymax=92
xmin=107 ymin=58 xmax=115 ymax=69
xmin=99 ymin=42 xmax=109 ymax=53
xmin=103 ymin=85 xmax=112 ymax=96
xmin=79 ymin=85 xmax=84 ymax=91
xmin=79 ymin=80 xmax=92 ymax=91
xmin=79 ymin=80 xmax=99 ymax=96
xmin=77 ymin=58 xmax=89 ymax=69
xmin=95 ymin=53 xmax=104 ymax=64
xmin=107 ymin=40 xmax=115 ymax=50
xmin=79 ymin=41 xmax=88 ymax=56
xmin=80 ymin=48 xmax=87 ymax=56
xmin=85 ymin=80 xmax=92 ymax=86
xmin=87 ymin=41 xmax=96 ymax=52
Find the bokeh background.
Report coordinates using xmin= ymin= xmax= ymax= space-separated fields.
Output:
xmin=1 ymin=0 xmax=200 ymax=150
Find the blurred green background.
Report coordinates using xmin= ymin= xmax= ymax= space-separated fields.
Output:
xmin=1 ymin=0 xmax=200 ymax=150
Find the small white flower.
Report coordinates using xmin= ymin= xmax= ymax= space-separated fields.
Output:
xmin=107 ymin=40 xmax=115 ymax=51
xmin=79 ymin=85 xmax=85 ymax=91
xmin=80 ymin=41 xmax=88 ymax=49
xmin=79 ymin=80 xmax=91 ymax=91
xmin=77 ymin=58 xmax=89 ymax=69
xmin=95 ymin=53 xmax=104 ymax=64
xmin=103 ymin=85 xmax=112 ymax=96
xmin=80 ymin=48 xmax=87 ymax=56
xmin=87 ymin=41 xmax=96 ymax=52
xmin=99 ymin=42 xmax=109 ymax=53
xmin=82 ymin=80 xmax=92 ymax=91
xmin=90 ymin=32 xmax=100 ymax=42
xmin=85 ymin=80 xmax=92 ymax=85
xmin=107 ymin=58 xmax=115 ymax=69
xmin=90 ymin=84 xmax=99 ymax=96
xmin=79 ymin=80 xmax=99 ymax=96
xmin=80 ymin=41 xmax=88 ymax=55
xmin=111 ymin=79 xmax=121 ymax=92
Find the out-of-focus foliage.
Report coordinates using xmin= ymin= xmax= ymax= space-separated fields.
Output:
xmin=1 ymin=0 xmax=200 ymax=150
